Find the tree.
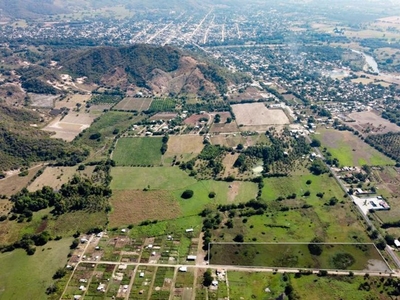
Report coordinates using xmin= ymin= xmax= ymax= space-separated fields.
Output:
xmin=53 ymin=268 xmax=67 ymax=279
xmin=181 ymin=190 xmax=194 ymax=199
xmin=233 ymin=234 xmax=244 ymax=243
xmin=308 ymin=237 xmax=323 ymax=256
xmin=310 ymin=139 xmax=321 ymax=147
xmin=309 ymin=160 xmax=329 ymax=175
xmin=203 ymin=270 xmax=213 ymax=286
xmin=214 ymin=114 xmax=221 ymax=123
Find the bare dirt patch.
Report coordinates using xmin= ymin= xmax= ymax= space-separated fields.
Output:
xmin=231 ymin=103 xmax=289 ymax=126
xmin=184 ymin=114 xmax=209 ymax=126
xmin=348 ymin=111 xmax=400 ymax=134
xmin=222 ymin=153 xmax=239 ymax=178
xmin=210 ymin=122 xmax=239 ymax=133
xmin=149 ymin=112 xmax=178 ymax=121
xmin=54 ymin=94 xmax=91 ymax=110
xmin=0 ymin=165 xmax=43 ymax=197
xmin=28 ymin=93 xmax=59 ymax=108
xmin=109 ymin=190 xmax=181 ymax=227
xmin=27 ymin=166 xmax=95 ymax=192
xmin=229 ymin=86 xmax=269 ymax=102
xmin=113 ymin=97 xmax=152 ymax=111
xmin=166 ymin=135 xmax=204 ymax=160
xmin=43 ymin=112 xmax=95 ymax=141
xmin=227 ymin=181 xmax=240 ymax=202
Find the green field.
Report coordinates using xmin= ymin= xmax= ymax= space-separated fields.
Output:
xmin=314 ymin=128 xmax=394 ymax=166
xmin=0 ymin=238 xmax=72 ymax=300
xmin=148 ymin=98 xmax=176 ymax=112
xmin=290 ymin=273 xmax=392 ymax=300
xmin=113 ymin=137 xmax=163 ymax=166
xmin=210 ymin=243 xmax=387 ymax=271
xmin=227 ymin=271 xmax=286 ymax=299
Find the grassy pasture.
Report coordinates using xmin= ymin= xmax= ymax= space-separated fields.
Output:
xmin=27 ymin=166 xmax=95 ymax=192
xmin=0 ymin=165 xmax=43 ymax=197
xmin=314 ymin=128 xmax=394 ymax=166
xmin=0 ymin=238 xmax=73 ymax=300
xmin=210 ymin=243 xmax=386 ymax=271
xmin=291 ymin=274 xmax=390 ymax=300
xmin=165 ymin=135 xmax=204 ymax=162
xmin=227 ymin=271 xmax=286 ymax=299
xmin=148 ymin=98 xmax=176 ymax=113
xmin=109 ymin=190 xmax=181 ymax=227
xmin=113 ymin=137 xmax=163 ymax=166
xmin=260 ymin=173 xmax=369 ymax=242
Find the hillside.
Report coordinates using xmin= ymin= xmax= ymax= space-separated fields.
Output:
xmin=57 ymin=44 xmax=240 ymax=96
xmin=0 ymin=105 xmax=88 ymax=171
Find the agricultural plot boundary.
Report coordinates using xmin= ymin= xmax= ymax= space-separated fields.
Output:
xmin=208 ymin=242 xmax=391 ymax=272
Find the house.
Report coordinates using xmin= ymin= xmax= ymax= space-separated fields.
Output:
xmin=179 ymin=266 xmax=188 ymax=272
xmin=97 ymin=283 xmax=106 ymax=292
xmin=212 ymin=280 xmax=219 ymax=286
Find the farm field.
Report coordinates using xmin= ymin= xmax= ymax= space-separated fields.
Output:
xmin=148 ymin=98 xmax=176 ymax=113
xmin=314 ymin=128 xmax=394 ymax=166
xmin=211 ymin=133 xmax=269 ymax=148
xmin=43 ymin=112 xmax=95 ymax=141
xmin=210 ymin=243 xmax=387 ymax=271
xmin=28 ymin=166 xmax=95 ymax=192
xmin=165 ymin=135 xmax=204 ymax=162
xmin=0 ymin=238 xmax=73 ymax=300
xmin=227 ymin=271 xmax=287 ymax=299
xmin=149 ymin=112 xmax=178 ymax=121
xmin=113 ymin=97 xmax=152 ymax=111
xmin=210 ymin=122 xmax=239 ymax=133
xmin=348 ymin=111 xmax=400 ymax=134
xmin=54 ymin=94 xmax=91 ymax=110
xmin=231 ymin=103 xmax=290 ymax=126
xmin=28 ymin=93 xmax=59 ymax=107
xmin=109 ymin=190 xmax=181 ymax=226
xmin=290 ymin=273 xmax=391 ymax=300
xmin=0 ymin=164 xmax=43 ymax=197
xmin=113 ymin=137 xmax=163 ymax=166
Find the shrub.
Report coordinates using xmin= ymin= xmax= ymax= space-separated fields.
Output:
xmin=208 ymin=192 xmax=216 ymax=198
xmin=181 ymin=190 xmax=194 ymax=199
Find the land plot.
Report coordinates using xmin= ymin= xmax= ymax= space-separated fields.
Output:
xmin=184 ymin=113 xmax=210 ymax=125
xmin=258 ymin=173 xmax=368 ymax=242
xmin=174 ymin=268 xmax=194 ymax=299
xmin=165 ymin=135 xmax=204 ymax=161
xmin=129 ymin=266 xmax=156 ymax=299
xmin=315 ymin=128 xmax=394 ymax=166
xmin=27 ymin=166 xmax=95 ymax=192
xmin=43 ymin=112 xmax=95 ymax=141
xmin=210 ymin=122 xmax=239 ymax=133
xmin=210 ymin=243 xmax=387 ymax=271
xmin=151 ymin=267 xmax=174 ymax=299
xmin=229 ymin=86 xmax=268 ymax=102
xmin=348 ymin=111 xmax=400 ymax=134
xmin=0 ymin=239 xmax=73 ymax=300
xmin=228 ymin=271 xmax=286 ymax=300
xmin=114 ymin=97 xmax=153 ymax=111
xmin=149 ymin=112 xmax=178 ymax=121
xmin=148 ymin=98 xmax=176 ymax=113
xmin=54 ymin=94 xmax=91 ymax=110
xmin=111 ymin=167 xmax=196 ymax=190
xmin=231 ymin=103 xmax=290 ymax=126
xmin=109 ymin=190 xmax=181 ymax=227
xmin=291 ymin=273 xmax=391 ymax=300
xmin=113 ymin=137 xmax=163 ymax=166
xmin=211 ymin=133 xmax=269 ymax=148
xmin=0 ymin=165 xmax=43 ymax=197
xmin=28 ymin=93 xmax=59 ymax=107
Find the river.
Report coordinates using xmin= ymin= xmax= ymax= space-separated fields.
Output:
xmin=351 ymin=49 xmax=380 ymax=74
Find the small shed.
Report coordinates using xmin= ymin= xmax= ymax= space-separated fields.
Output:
xmin=187 ymin=255 xmax=197 ymax=261
xmin=394 ymin=239 xmax=400 ymax=248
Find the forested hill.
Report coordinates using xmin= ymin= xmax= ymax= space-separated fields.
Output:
xmin=0 ymin=106 xmax=87 ymax=171
xmin=57 ymin=44 xmax=244 ymax=95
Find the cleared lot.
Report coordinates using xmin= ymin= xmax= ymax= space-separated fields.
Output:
xmin=231 ymin=103 xmax=289 ymax=126
xmin=113 ymin=97 xmax=152 ymax=111
xmin=348 ymin=111 xmax=400 ymax=134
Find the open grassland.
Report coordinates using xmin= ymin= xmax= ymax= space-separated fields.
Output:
xmin=75 ymin=111 xmax=143 ymax=156
xmin=54 ymin=94 xmax=91 ymax=110
xmin=113 ymin=97 xmax=152 ymax=111
xmin=0 ymin=238 xmax=72 ymax=300
xmin=315 ymin=128 xmax=394 ymax=166
xmin=227 ymin=271 xmax=286 ymax=299
xmin=109 ymin=190 xmax=181 ymax=227
xmin=111 ymin=167 xmax=196 ymax=190
xmin=165 ymin=135 xmax=204 ymax=162
xmin=27 ymin=166 xmax=95 ymax=192
xmin=211 ymin=133 xmax=269 ymax=148
xmin=113 ymin=137 xmax=163 ymax=166
xmin=210 ymin=243 xmax=387 ymax=271
xmin=0 ymin=165 xmax=43 ymax=197
xmin=291 ymin=274 xmax=391 ymax=300
xmin=348 ymin=111 xmax=400 ymax=134
xmin=110 ymin=167 xmax=258 ymax=218
xmin=231 ymin=103 xmax=290 ymax=126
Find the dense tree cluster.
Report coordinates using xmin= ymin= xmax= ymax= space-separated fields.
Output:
xmin=365 ymin=132 xmax=400 ymax=162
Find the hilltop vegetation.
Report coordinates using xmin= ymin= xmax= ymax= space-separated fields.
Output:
xmin=0 ymin=105 xmax=88 ymax=170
